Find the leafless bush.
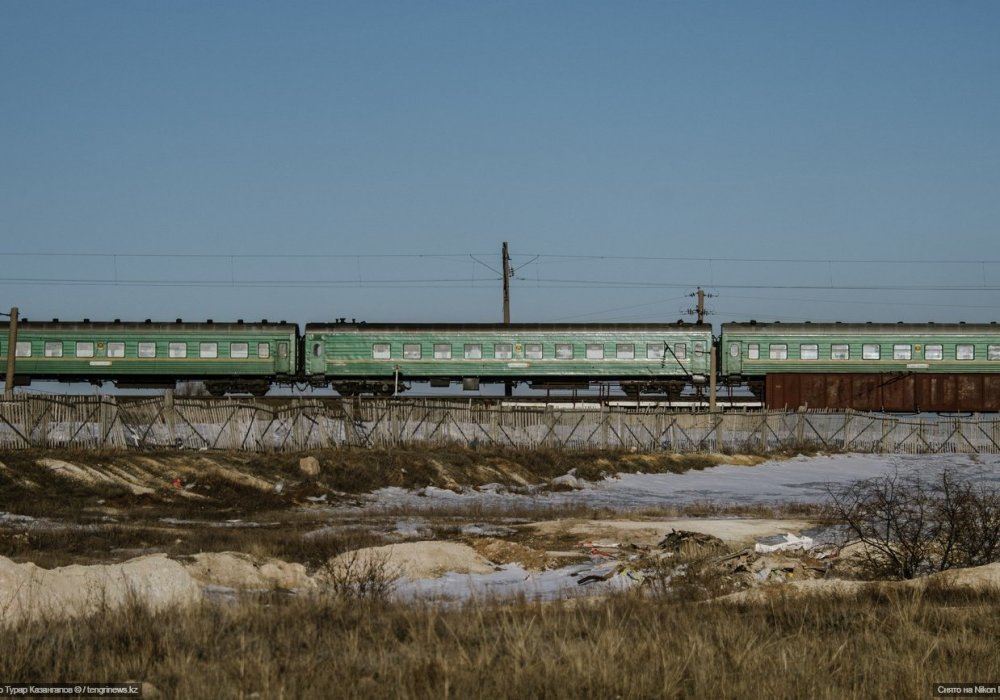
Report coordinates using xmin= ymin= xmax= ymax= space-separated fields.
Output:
xmin=319 ymin=548 xmax=401 ymax=601
xmin=826 ymin=469 xmax=1000 ymax=579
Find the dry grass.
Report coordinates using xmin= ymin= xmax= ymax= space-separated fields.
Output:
xmin=0 ymin=586 xmax=995 ymax=699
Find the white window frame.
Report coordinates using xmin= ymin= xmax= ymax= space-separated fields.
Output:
xmin=168 ymin=342 xmax=187 ymax=358
xmin=44 ymin=341 xmax=63 ymax=358
xmin=200 ymin=342 xmax=218 ymax=359
xmin=831 ymin=344 xmax=849 ymax=360
xmin=434 ymin=344 xmax=452 ymax=360
xmin=957 ymin=344 xmax=975 ymax=361
xmin=800 ymin=344 xmax=818 ymax=360
xmin=230 ymin=342 xmax=249 ymax=359
xmin=494 ymin=343 xmax=513 ymax=360
xmin=107 ymin=342 xmax=126 ymax=358
xmin=138 ymin=342 xmax=156 ymax=358
xmin=925 ymin=344 xmax=943 ymax=360
xmin=586 ymin=344 xmax=604 ymax=360
xmin=403 ymin=343 xmax=421 ymax=360
xmin=372 ymin=343 xmax=391 ymax=360
xmin=616 ymin=343 xmax=635 ymax=360
xmin=893 ymin=344 xmax=911 ymax=360
xmin=555 ymin=343 xmax=573 ymax=360
xmin=76 ymin=341 xmax=95 ymax=358
xmin=524 ymin=343 xmax=543 ymax=360
xmin=862 ymin=344 xmax=881 ymax=360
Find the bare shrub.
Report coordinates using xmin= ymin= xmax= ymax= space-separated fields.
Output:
xmin=319 ymin=548 xmax=401 ymax=601
xmin=827 ymin=469 xmax=1000 ymax=579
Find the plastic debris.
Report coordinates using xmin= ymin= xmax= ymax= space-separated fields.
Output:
xmin=754 ymin=533 xmax=814 ymax=554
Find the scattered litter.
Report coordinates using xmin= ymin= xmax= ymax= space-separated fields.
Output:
xmin=754 ymin=533 xmax=814 ymax=554
xmin=305 ymin=494 xmax=328 ymax=503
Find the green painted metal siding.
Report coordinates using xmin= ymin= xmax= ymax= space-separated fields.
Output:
xmin=0 ymin=323 xmax=299 ymax=378
xmin=304 ymin=324 xmax=712 ymax=380
xmin=720 ymin=323 xmax=1000 ymax=376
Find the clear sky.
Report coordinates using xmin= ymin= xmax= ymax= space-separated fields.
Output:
xmin=2 ymin=1 xmax=999 ymax=328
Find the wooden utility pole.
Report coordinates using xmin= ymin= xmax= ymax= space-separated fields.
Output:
xmin=696 ymin=287 xmax=705 ymax=324
xmin=502 ymin=241 xmax=511 ymax=324
xmin=4 ymin=307 xmax=18 ymax=398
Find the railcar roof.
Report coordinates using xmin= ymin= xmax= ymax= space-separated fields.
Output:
xmin=4 ymin=320 xmax=299 ymax=332
xmin=305 ymin=322 xmax=708 ymax=332
xmin=721 ymin=322 xmax=1000 ymax=333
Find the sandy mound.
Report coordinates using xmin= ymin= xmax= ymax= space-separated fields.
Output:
xmin=324 ymin=541 xmax=496 ymax=580
xmin=530 ymin=518 xmax=815 ymax=547
xmin=0 ymin=554 xmax=201 ymax=626
xmin=186 ymin=552 xmax=314 ymax=590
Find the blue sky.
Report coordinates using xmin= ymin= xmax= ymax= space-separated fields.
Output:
xmin=2 ymin=1 xmax=999 ymax=327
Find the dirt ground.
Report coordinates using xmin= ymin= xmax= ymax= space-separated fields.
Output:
xmin=2 ymin=447 xmax=998 ymax=616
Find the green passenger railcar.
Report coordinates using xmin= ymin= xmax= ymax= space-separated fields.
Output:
xmin=720 ymin=322 xmax=1000 ymax=411
xmin=304 ymin=322 xmax=712 ymax=395
xmin=0 ymin=320 xmax=299 ymax=395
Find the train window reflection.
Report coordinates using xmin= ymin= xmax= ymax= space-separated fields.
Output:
xmin=769 ymin=344 xmax=787 ymax=360
xmin=646 ymin=344 xmax=664 ymax=360
xmin=372 ymin=344 xmax=391 ymax=360
xmin=800 ymin=344 xmax=818 ymax=360
xmin=45 ymin=341 xmax=63 ymax=358
xmin=138 ymin=342 xmax=156 ymax=358
xmin=231 ymin=343 xmax=249 ymax=359
xmin=15 ymin=342 xmax=31 ymax=357
xmin=862 ymin=344 xmax=880 ymax=360
xmin=403 ymin=344 xmax=421 ymax=359
xmin=893 ymin=344 xmax=911 ymax=360
xmin=525 ymin=343 xmax=543 ymax=360
xmin=586 ymin=344 xmax=604 ymax=360
xmin=957 ymin=344 xmax=975 ymax=360
xmin=434 ymin=344 xmax=452 ymax=360
xmin=989 ymin=345 xmax=1000 ymax=361
xmin=494 ymin=343 xmax=512 ymax=359
xmin=169 ymin=343 xmax=187 ymax=358
xmin=831 ymin=344 xmax=849 ymax=360
xmin=747 ymin=343 xmax=759 ymax=360
xmin=616 ymin=344 xmax=634 ymax=360
xmin=555 ymin=344 xmax=573 ymax=359
xmin=108 ymin=342 xmax=125 ymax=358
xmin=464 ymin=344 xmax=482 ymax=359
xmin=76 ymin=342 xmax=94 ymax=358
xmin=925 ymin=344 xmax=943 ymax=360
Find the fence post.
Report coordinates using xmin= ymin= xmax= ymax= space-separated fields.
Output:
xmin=164 ymin=391 xmax=176 ymax=448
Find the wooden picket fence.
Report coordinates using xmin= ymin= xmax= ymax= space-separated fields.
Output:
xmin=0 ymin=395 xmax=998 ymax=454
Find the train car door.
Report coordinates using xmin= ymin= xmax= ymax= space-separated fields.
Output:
xmin=727 ymin=341 xmax=742 ymax=374
xmin=276 ymin=341 xmax=291 ymax=374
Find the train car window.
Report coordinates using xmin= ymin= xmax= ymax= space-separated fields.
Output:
xmin=893 ymin=344 xmax=911 ymax=360
xmin=107 ymin=342 xmax=125 ymax=358
xmin=862 ymin=344 xmax=880 ymax=360
xmin=799 ymin=344 xmax=818 ymax=360
xmin=646 ymin=344 xmax=665 ymax=360
xmin=403 ymin=343 xmax=421 ymax=359
xmin=231 ymin=343 xmax=249 ymax=359
xmin=76 ymin=342 xmax=94 ymax=358
xmin=257 ymin=343 xmax=270 ymax=359
xmin=769 ymin=344 xmax=787 ymax=360
xmin=372 ymin=344 xmax=391 ymax=360
xmin=525 ymin=343 xmax=543 ymax=360
xmin=555 ymin=343 xmax=573 ymax=359
xmin=494 ymin=343 xmax=513 ymax=359
xmin=200 ymin=342 xmax=218 ymax=359
xmin=925 ymin=344 xmax=943 ymax=360
xmin=989 ymin=345 xmax=1000 ymax=361
xmin=694 ymin=341 xmax=706 ymax=356
xmin=747 ymin=343 xmax=759 ymax=360
xmin=831 ymin=344 xmax=849 ymax=360
xmin=434 ymin=344 xmax=452 ymax=360
xmin=957 ymin=344 xmax=975 ymax=360
xmin=464 ymin=344 xmax=482 ymax=359
xmin=138 ymin=342 xmax=156 ymax=358
xmin=616 ymin=344 xmax=635 ymax=360
xmin=586 ymin=344 xmax=604 ymax=360
xmin=728 ymin=343 xmax=740 ymax=358
xmin=674 ymin=344 xmax=687 ymax=360
xmin=169 ymin=342 xmax=187 ymax=358
xmin=44 ymin=341 xmax=63 ymax=358
xmin=15 ymin=341 xmax=31 ymax=358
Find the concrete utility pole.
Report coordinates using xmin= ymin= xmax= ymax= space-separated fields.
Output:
xmin=502 ymin=241 xmax=511 ymax=325
xmin=502 ymin=242 xmax=513 ymax=397
xmin=696 ymin=287 xmax=706 ymax=324
xmin=4 ymin=307 xmax=18 ymax=398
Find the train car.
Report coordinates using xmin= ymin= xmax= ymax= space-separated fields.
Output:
xmin=303 ymin=321 xmax=713 ymax=396
xmin=720 ymin=321 xmax=1000 ymax=411
xmin=0 ymin=319 xmax=299 ymax=396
